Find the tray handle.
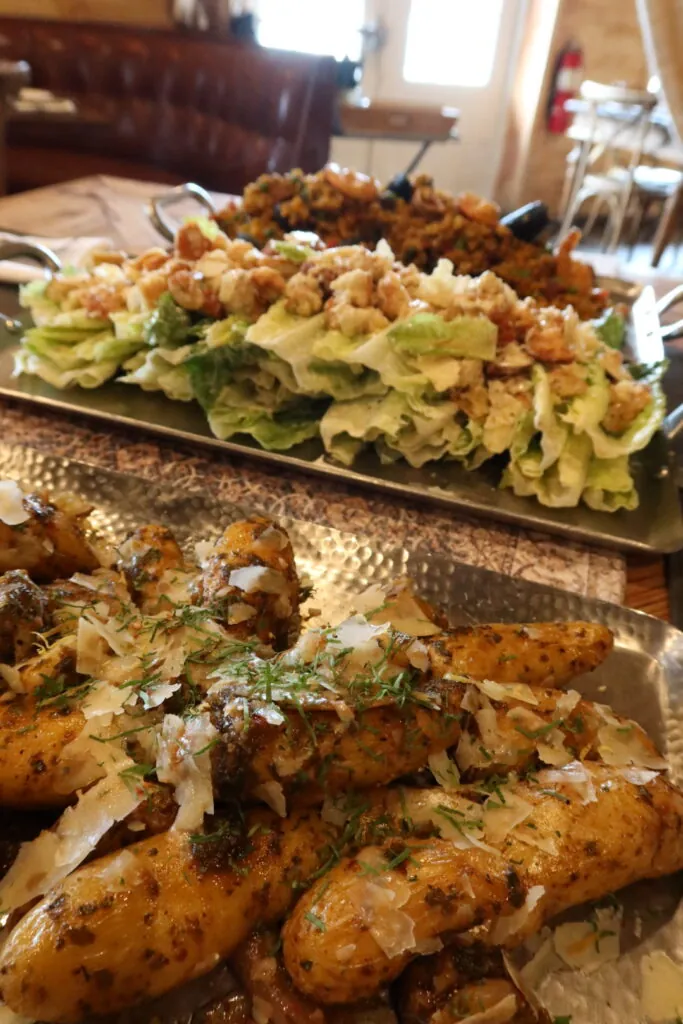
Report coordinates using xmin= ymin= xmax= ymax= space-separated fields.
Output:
xmin=146 ymin=182 xmax=217 ymax=243
xmin=656 ymin=283 xmax=683 ymax=341
xmin=0 ymin=239 xmax=62 ymax=335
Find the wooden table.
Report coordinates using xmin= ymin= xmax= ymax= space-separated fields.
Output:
xmin=0 ymin=175 xmax=675 ymax=619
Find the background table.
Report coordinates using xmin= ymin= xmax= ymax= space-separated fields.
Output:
xmin=0 ymin=175 xmax=675 ymax=617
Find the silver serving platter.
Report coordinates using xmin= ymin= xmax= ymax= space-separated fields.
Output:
xmin=0 ymin=441 xmax=682 ymax=1023
xmin=0 ymin=256 xmax=681 ymax=555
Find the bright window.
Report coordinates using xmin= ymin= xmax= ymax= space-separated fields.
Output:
xmin=403 ymin=0 xmax=504 ymax=87
xmin=255 ymin=0 xmax=365 ymax=61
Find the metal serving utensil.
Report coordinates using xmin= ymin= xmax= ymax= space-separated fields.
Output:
xmin=146 ymin=182 xmax=217 ymax=243
xmin=0 ymin=238 xmax=62 ymax=334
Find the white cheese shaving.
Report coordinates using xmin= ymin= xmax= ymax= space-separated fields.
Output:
xmin=81 ymin=612 xmax=133 ymax=657
xmin=140 ymin=681 xmax=181 ymax=710
xmin=353 ymin=583 xmax=442 ymax=636
xmin=553 ymin=906 xmax=622 ymax=974
xmin=76 ymin=616 xmax=110 ymax=676
xmin=474 ymin=679 xmax=540 ymax=706
xmin=336 ymin=944 xmax=357 ymax=962
xmin=0 ymin=480 xmax=29 ymax=526
xmin=321 ymin=795 xmax=349 ymax=827
xmin=156 ymin=712 xmax=217 ymax=831
xmin=194 ymin=539 xmax=214 ymax=567
xmin=537 ymin=761 xmax=597 ymax=805
xmin=406 ymin=639 xmax=429 ymax=671
xmin=357 ymin=879 xmax=417 ymax=959
xmin=428 ymin=750 xmax=461 ymax=790
xmin=641 ymin=951 xmax=683 ymax=1021
xmin=229 ymin=565 xmax=287 ymax=594
xmin=597 ymin=717 xmax=668 ymax=770
xmin=158 ymin=568 xmax=195 ymax=606
xmin=619 ymin=767 xmax=659 ymax=785
xmin=490 ymin=885 xmax=545 ymax=944
xmin=556 ymin=689 xmax=582 ymax=717
xmin=253 ymin=526 xmax=289 ymax=554
xmin=0 ymin=772 xmax=142 ymax=912
xmin=519 ymin=931 xmax=558 ymax=989
xmin=80 ymin=681 xmax=132 ymax=720
xmin=252 ymin=780 xmax=287 ymax=818
xmin=227 ymin=601 xmax=257 ymax=624
xmin=483 ymin=790 xmax=533 ymax=844
xmin=0 ymin=664 xmax=23 ymax=693
xmin=455 ymin=994 xmax=518 ymax=1024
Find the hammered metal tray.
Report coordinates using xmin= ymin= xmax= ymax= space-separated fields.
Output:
xmin=1 ymin=442 xmax=682 ymax=1022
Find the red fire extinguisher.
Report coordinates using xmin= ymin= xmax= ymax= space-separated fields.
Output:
xmin=547 ymin=41 xmax=584 ymax=134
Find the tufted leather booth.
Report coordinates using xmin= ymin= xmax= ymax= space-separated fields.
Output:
xmin=0 ymin=18 xmax=337 ymax=194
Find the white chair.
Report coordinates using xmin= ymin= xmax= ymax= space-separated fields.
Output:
xmin=558 ymin=80 xmax=663 ymax=251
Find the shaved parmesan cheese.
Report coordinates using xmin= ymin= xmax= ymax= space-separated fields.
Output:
xmin=483 ymin=790 xmax=533 ymax=844
xmin=619 ymin=767 xmax=659 ymax=785
xmin=336 ymin=944 xmax=357 ymax=962
xmin=641 ymin=951 xmax=683 ymax=1021
xmin=461 ymin=685 xmax=482 ymax=713
xmin=406 ymin=639 xmax=429 ymax=671
xmin=252 ymin=780 xmax=287 ymax=818
xmin=354 ymin=582 xmax=442 ymax=637
xmin=475 ymin=707 xmax=500 ymax=749
xmin=81 ymin=681 xmax=131 ymax=719
xmin=597 ymin=716 xmax=668 ymax=770
xmin=158 ymin=568 xmax=195 ymax=606
xmin=229 ymin=566 xmax=287 ymax=594
xmin=428 ymin=750 xmax=461 ymax=790
xmin=453 ymin=994 xmax=518 ymax=1024
xmin=537 ymin=761 xmax=597 ymax=805
xmin=76 ymin=616 xmax=111 ymax=676
xmin=322 ymin=795 xmax=348 ymax=827
xmin=519 ymin=931 xmax=558 ymax=989
xmin=253 ymin=526 xmax=289 ymax=554
xmin=474 ymin=679 xmax=540 ymax=706
xmin=0 ymin=480 xmax=28 ymax=526
xmin=156 ymin=712 xmax=217 ymax=831
xmin=358 ymin=880 xmax=417 ymax=959
xmin=515 ymin=828 xmax=558 ymax=856
xmin=490 ymin=885 xmax=545 ymax=944
xmin=194 ymin=539 xmax=214 ymax=567
xmin=553 ymin=907 xmax=621 ymax=973
xmin=0 ymin=664 xmax=22 ymax=693
xmin=0 ymin=772 xmax=142 ymax=912
xmin=82 ymin=613 xmax=133 ymax=657
xmin=556 ymin=689 xmax=581 ymax=717
xmin=140 ymin=681 xmax=180 ymax=710
xmin=227 ymin=601 xmax=257 ymax=625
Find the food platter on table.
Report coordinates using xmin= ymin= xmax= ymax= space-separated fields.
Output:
xmin=0 ymin=167 xmax=682 ymax=553
xmin=0 ymin=444 xmax=683 ymax=1023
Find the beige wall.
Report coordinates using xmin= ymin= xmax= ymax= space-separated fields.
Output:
xmin=0 ymin=0 xmax=173 ymax=26
xmin=496 ymin=0 xmax=649 ymax=213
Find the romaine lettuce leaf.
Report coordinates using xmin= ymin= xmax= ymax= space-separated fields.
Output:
xmin=581 ymin=455 xmax=639 ymax=511
xmin=13 ymin=349 xmax=119 ymax=389
xmin=119 ymin=347 xmax=195 ymax=401
xmin=593 ymin=308 xmax=626 ymax=349
xmin=207 ymin=397 xmax=326 ymax=450
xmin=246 ymin=301 xmax=383 ymax=400
xmin=586 ymin=383 xmax=666 ymax=459
xmin=144 ymin=292 xmax=196 ymax=349
xmin=513 ymin=365 xmax=568 ymax=477
xmin=23 ymin=330 xmax=140 ymax=371
xmin=387 ymin=313 xmax=497 ymax=360
xmin=502 ymin=432 xmax=593 ymax=508
xmin=320 ymin=392 xmax=479 ymax=468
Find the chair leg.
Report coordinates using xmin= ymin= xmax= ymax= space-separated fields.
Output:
xmin=583 ymin=195 xmax=603 ymax=238
xmin=652 ymin=184 xmax=683 ymax=268
xmin=628 ymin=196 xmax=650 ymax=257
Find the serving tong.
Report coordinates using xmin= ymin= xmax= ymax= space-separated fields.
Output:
xmin=0 ymin=238 xmax=62 ymax=335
